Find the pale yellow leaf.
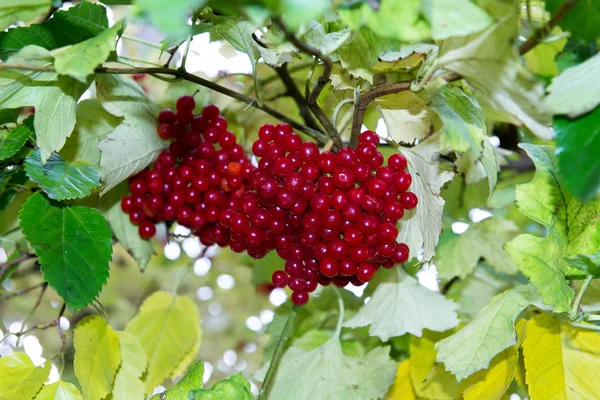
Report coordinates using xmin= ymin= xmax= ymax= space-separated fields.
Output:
xmin=0 ymin=352 xmax=50 ymax=400
xmin=109 ymin=331 xmax=147 ymax=400
xmin=34 ymin=381 xmax=83 ymax=400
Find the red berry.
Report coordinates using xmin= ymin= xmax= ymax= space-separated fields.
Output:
xmin=157 ymin=123 xmax=173 ymax=140
xmin=400 ymin=192 xmax=418 ymax=209
xmin=158 ymin=109 xmax=176 ymax=124
xmin=138 ymin=222 xmax=156 ymax=239
xmin=176 ymin=95 xmax=195 ymax=113
xmin=393 ymin=170 xmax=412 ymax=192
xmin=388 ymin=153 xmax=408 ymax=170
xmin=359 ymin=130 xmax=379 ymax=146
xmin=356 ymin=263 xmax=375 ymax=282
xmin=203 ymin=104 xmax=220 ymax=120
xmin=121 ymin=196 xmax=133 ymax=213
xmin=319 ymin=258 xmax=338 ymax=277
xmin=391 ymin=244 xmax=409 ymax=264
xmin=291 ymin=291 xmax=309 ymax=305
xmin=272 ymin=270 xmax=289 ymax=288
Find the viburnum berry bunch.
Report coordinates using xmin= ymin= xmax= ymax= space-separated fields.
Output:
xmin=120 ymin=95 xmax=418 ymax=306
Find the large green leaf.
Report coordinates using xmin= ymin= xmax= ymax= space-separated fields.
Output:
xmin=110 ymin=331 xmax=147 ymax=400
xmin=278 ymin=0 xmax=329 ymax=31
xmin=344 ymin=273 xmax=459 ymax=341
xmin=546 ymin=0 xmax=600 ymax=41
xmin=435 ymin=284 xmax=542 ymax=381
xmin=422 ymin=0 xmax=493 ymax=40
xmin=554 ymin=106 xmax=600 ymax=200
xmin=0 ymin=46 xmax=88 ymax=162
xmin=504 ymin=144 xmax=600 ymax=312
xmin=375 ymin=91 xmax=431 ymax=143
xmin=189 ymin=373 xmax=253 ymax=400
xmin=546 ymin=53 xmax=600 ymax=117
xmin=0 ymin=125 xmax=32 ymax=161
xmin=338 ymin=30 xmax=380 ymax=83
xmin=54 ymin=19 xmax=125 ymax=83
xmin=133 ymin=0 xmax=206 ymax=39
xmin=268 ymin=337 xmax=396 ymax=400
xmin=151 ymin=361 xmax=204 ymax=399
xmin=0 ymin=1 xmax=109 ymax=60
xmin=126 ymin=291 xmax=202 ymax=394
xmin=19 ymin=192 xmax=113 ymax=310
xmin=0 ymin=352 xmax=50 ymax=400
xmin=74 ymin=316 xmax=122 ymax=400
xmin=396 ymin=133 xmax=455 ymax=261
xmin=25 ymin=150 xmax=101 ymax=200
xmin=0 ymin=0 xmax=51 ymax=31
xmin=434 ymin=217 xmax=519 ymax=280
xmin=100 ymin=183 xmax=154 ymax=270
xmin=96 ymin=74 xmax=165 ymax=194
xmin=34 ymin=381 xmax=84 ymax=400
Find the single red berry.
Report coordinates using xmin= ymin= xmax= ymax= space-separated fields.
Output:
xmin=388 ymin=153 xmax=408 ymax=170
xmin=129 ymin=179 xmax=146 ymax=196
xmin=400 ymin=192 xmax=418 ymax=209
xmin=359 ymin=130 xmax=380 ymax=146
xmin=202 ymin=104 xmax=220 ymax=120
xmin=318 ymin=151 xmax=338 ymax=174
xmin=176 ymin=95 xmax=196 ymax=113
xmin=272 ymin=270 xmax=289 ymax=288
xmin=121 ymin=196 xmax=133 ymax=213
xmin=356 ymin=263 xmax=375 ymax=282
xmin=291 ymin=291 xmax=309 ymax=305
xmin=391 ymin=244 xmax=409 ymax=264
xmin=157 ymin=123 xmax=173 ymax=140
xmin=138 ymin=222 xmax=156 ymax=239
xmin=393 ymin=170 xmax=412 ymax=192
xmin=379 ymin=222 xmax=399 ymax=243
xmin=339 ymin=258 xmax=358 ymax=276
xmin=158 ymin=109 xmax=176 ymax=124
xmin=299 ymin=141 xmax=319 ymax=163
xmin=319 ymin=258 xmax=338 ymax=278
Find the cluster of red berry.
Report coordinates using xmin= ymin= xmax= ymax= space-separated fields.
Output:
xmin=121 ymin=95 xmax=417 ymax=305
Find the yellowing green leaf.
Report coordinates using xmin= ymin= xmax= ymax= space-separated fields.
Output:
xmin=269 ymin=338 xmax=396 ymax=400
xmin=385 ymin=359 xmax=421 ymax=400
xmin=125 ymin=291 xmax=201 ymax=393
xmin=461 ymin=320 xmax=526 ymax=400
xmin=54 ymin=19 xmax=125 ymax=83
xmin=374 ymin=44 xmax=437 ymax=74
xmin=504 ymin=144 xmax=600 ymax=312
xmin=189 ymin=373 xmax=252 ymax=400
xmin=109 ymin=331 xmax=147 ymax=400
xmin=396 ymin=133 xmax=455 ymax=261
xmin=152 ymin=361 xmax=204 ymax=399
xmin=410 ymin=331 xmax=461 ymax=399
xmin=435 ymin=284 xmax=542 ymax=381
xmin=422 ymin=0 xmax=493 ymax=40
xmin=376 ymin=91 xmax=431 ymax=143
xmin=338 ymin=30 xmax=380 ymax=83
xmin=344 ymin=274 xmax=459 ymax=340
xmin=34 ymin=381 xmax=83 ymax=400
xmin=0 ymin=0 xmax=51 ymax=30
xmin=523 ymin=313 xmax=600 ymax=399
xmin=74 ymin=315 xmax=122 ymax=400
xmin=523 ymin=27 xmax=567 ymax=78
xmin=0 ymin=352 xmax=50 ymax=400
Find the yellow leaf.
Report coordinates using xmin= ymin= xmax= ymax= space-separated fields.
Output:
xmin=523 ymin=313 xmax=600 ymax=399
xmin=462 ymin=320 xmax=526 ymax=400
xmin=0 ymin=352 xmax=50 ymax=400
xmin=34 ymin=380 xmax=83 ymax=400
xmin=523 ymin=27 xmax=567 ymax=78
xmin=171 ymin=336 xmax=201 ymax=379
xmin=410 ymin=331 xmax=461 ymax=400
xmin=125 ymin=291 xmax=201 ymax=393
xmin=109 ymin=331 xmax=147 ymax=400
xmin=74 ymin=315 xmax=121 ymax=400
xmin=385 ymin=359 xmax=421 ymax=400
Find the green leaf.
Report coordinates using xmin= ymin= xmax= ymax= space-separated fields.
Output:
xmin=434 ymin=218 xmax=519 ymax=280
xmin=373 ymin=44 xmax=438 ymax=74
xmin=0 ymin=0 xmax=51 ymax=31
xmin=133 ymin=0 xmax=206 ymax=39
xmin=0 ymin=1 xmax=109 ymax=60
xmin=60 ymin=99 xmax=121 ymax=166
xmin=268 ymin=338 xmax=396 ymax=400
xmin=151 ymin=361 xmax=203 ymax=399
xmin=433 ymin=12 xmax=553 ymax=139
xmin=34 ymin=381 xmax=84 ymax=400
xmin=303 ymin=21 xmax=350 ymax=55
xmin=96 ymin=74 xmax=165 ymax=194
xmin=565 ymin=251 xmax=600 ymax=278
xmin=100 ymin=183 xmax=154 ymax=270
xmin=375 ymin=91 xmax=431 ymax=143
xmin=546 ymin=53 xmax=600 ymax=117
xmin=0 ymin=352 xmax=51 ymax=400
xmin=504 ymin=144 xmax=600 ymax=312
xmin=523 ymin=27 xmax=567 ymax=78
xmin=546 ymin=0 xmax=600 ymax=41
xmin=189 ymin=373 xmax=252 ymax=400
xmin=25 ymin=150 xmax=101 ymax=200
xmin=338 ymin=30 xmax=380 ymax=83
xmin=74 ymin=315 xmax=122 ymax=400
xmin=279 ymin=0 xmax=329 ymax=31
xmin=19 ymin=192 xmax=113 ymax=310
xmin=422 ymin=0 xmax=493 ymax=40
xmin=0 ymin=46 xmax=88 ymax=162
xmin=54 ymin=19 xmax=125 ymax=83
xmin=429 ymin=82 xmax=486 ymax=158
xmin=554 ymin=106 xmax=600 ymax=199
xmin=435 ymin=284 xmax=542 ymax=381
xmin=344 ymin=273 xmax=459 ymax=341
xmin=396 ymin=133 xmax=455 ymax=261
xmin=125 ymin=291 xmax=202 ymax=394
xmin=0 ymin=125 xmax=32 ymax=161
xmin=110 ymin=331 xmax=147 ymax=400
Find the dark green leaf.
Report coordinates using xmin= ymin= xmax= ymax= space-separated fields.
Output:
xmin=19 ymin=192 xmax=113 ymax=310
xmin=0 ymin=125 xmax=32 ymax=161
xmin=555 ymin=106 xmax=600 ymax=200
xmin=566 ymin=252 xmax=600 ymax=278
xmin=0 ymin=1 xmax=108 ymax=60
xmin=25 ymin=150 xmax=101 ymax=200
xmin=0 ymin=108 xmax=20 ymax=124
xmin=546 ymin=0 xmax=600 ymax=41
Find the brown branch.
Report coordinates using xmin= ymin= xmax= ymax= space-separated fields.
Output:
xmin=0 ymin=63 xmax=329 ymax=146
xmin=274 ymin=64 xmax=322 ymax=132
xmin=0 ymin=253 xmax=38 ymax=280
xmin=274 ymin=19 xmax=343 ymax=149
xmin=518 ymin=0 xmax=579 ymax=55
xmin=15 ymin=303 xmax=65 ymax=339
xmin=1 ymin=282 xmax=47 ymax=300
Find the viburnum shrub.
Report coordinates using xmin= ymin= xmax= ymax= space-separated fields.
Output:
xmin=121 ymin=95 xmax=417 ymax=305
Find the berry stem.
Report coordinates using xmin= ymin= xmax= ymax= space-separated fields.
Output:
xmin=258 ymin=306 xmax=298 ymax=400
xmin=569 ymin=275 xmax=594 ymax=321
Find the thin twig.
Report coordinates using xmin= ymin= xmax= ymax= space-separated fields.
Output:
xmin=1 ymin=282 xmax=46 ymax=300
xmin=518 ymin=0 xmax=579 ymax=55
xmin=274 ymin=64 xmax=322 ymax=132
xmin=0 ymin=253 xmax=38 ymax=280
xmin=258 ymin=306 xmax=298 ymax=400
xmin=570 ymin=275 xmax=594 ymax=321
xmin=0 ymin=63 xmax=329 ymax=145
xmin=275 ymin=19 xmax=343 ymax=149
